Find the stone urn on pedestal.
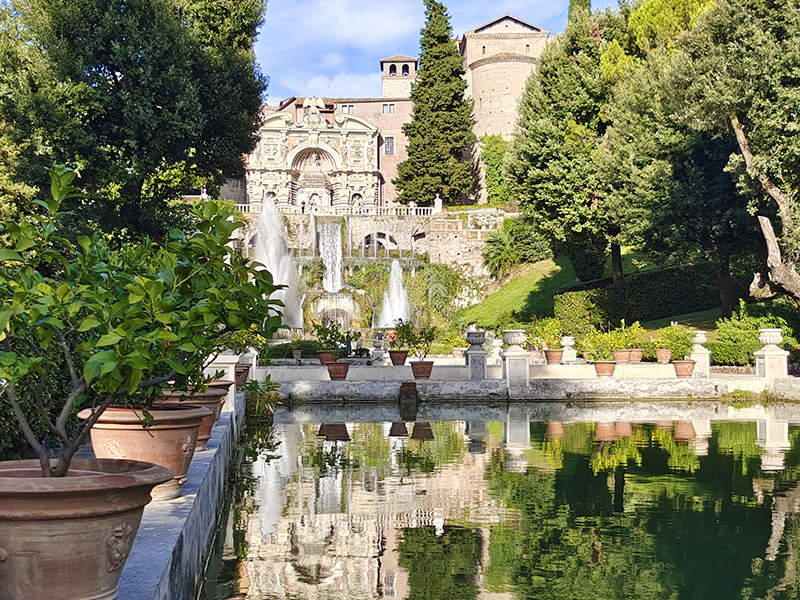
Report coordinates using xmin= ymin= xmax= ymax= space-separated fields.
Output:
xmin=501 ymin=329 xmax=530 ymax=387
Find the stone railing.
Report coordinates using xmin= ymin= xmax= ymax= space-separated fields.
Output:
xmin=234 ymin=203 xmax=434 ymax=217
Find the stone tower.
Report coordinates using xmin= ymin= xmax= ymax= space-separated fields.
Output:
xmin=380 ymin=55 xmax=418 ymax=98
xmin=460 ymin=14 xmax=549 ymax=139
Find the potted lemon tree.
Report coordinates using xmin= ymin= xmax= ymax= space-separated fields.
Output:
xmin=0 ymin=167 xmax=283 ymax=600
xmin=396 ymin=320 xmax=438 ymax=379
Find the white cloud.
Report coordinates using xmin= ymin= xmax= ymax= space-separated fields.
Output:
xmin=275 ymin=71 xmax=382 ymax=100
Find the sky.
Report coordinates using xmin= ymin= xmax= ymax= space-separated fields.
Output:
xmin=253 ymin=0 xmax=611 ymax=104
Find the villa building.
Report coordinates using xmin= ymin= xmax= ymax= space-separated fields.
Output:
xmin=222 ymin=14 xmax=549 ymax=213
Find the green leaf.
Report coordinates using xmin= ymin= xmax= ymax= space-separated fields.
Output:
xmin=125 ymin=369 xmax=143 ymax=394
xmin=96 ymin=332 xmax=123 ymax=347
xmin=78 ymin=316 xmax=102 ymax=332
xmin=0 ymin=250 xmax=23 ymax=263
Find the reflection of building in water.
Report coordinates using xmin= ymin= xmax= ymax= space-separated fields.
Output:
xmin=241 ymin=421 xmax=516 ymax=599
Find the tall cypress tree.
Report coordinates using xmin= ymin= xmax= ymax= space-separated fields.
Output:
xmin=569 ymin=0 xmax=592 ymax=21
xmin=393 ymin=0 xmax=477 ymax=206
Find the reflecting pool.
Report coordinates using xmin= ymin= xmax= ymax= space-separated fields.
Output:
xmin=201 ymin=401 xmax=800 ymax=599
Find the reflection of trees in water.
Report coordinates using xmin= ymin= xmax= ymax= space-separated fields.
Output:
xmin=482 ymin=421 xmax=800 ymax=600
xmin=398 ymin=526 xmax=482 ymax=600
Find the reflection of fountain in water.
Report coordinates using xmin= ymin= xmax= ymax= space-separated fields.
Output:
xmin=378 ymin=260 xmax=411 ymax=327
xmin=318 ymin=220 xmax=344 ymax=293
xmin=253 ymin=197 xmax=303 ymax=328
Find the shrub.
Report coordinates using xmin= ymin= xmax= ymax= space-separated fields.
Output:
xmin=553 ymin=287 xmax=622 ymax=336
xmin=709 ymin=299 xmax=800 ymax=365
xmin=656 ymin=324 xmax=694 ymax=359
xmin=529 ymin=317 xmax=564 ymax=349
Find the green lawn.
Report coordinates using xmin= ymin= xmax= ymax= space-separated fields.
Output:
xmin=459 ymin=249 xmax=725 ymax=334
xmin=458 ymin=256 xmax=577 ymax=327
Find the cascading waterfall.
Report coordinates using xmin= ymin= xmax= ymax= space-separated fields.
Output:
xmin=318 ymin=220 xmax=345 ymax=293
xmin=253 ymin=197 xmax=303 ymax=328
xmin=378 ymin=260 xmax=411 ymax=327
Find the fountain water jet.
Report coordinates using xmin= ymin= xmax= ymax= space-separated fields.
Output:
xmin=253 ymin=197 xmax=303 ymax=329
xmin=318 ymin=220 xmax=344 ymax=293
xmin=378 ymin=260 xmax=411 ymax=328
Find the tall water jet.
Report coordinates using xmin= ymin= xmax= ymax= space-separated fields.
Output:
xmin=318 ymin=220 xmax=344 ymax=293
xmin=253 ymin=197 xmax=303 ymax=328
xmin=378 ymin=260 xmax=411 ymax=327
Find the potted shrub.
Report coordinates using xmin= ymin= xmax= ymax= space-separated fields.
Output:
xmin=582 ymin=329 xmax=618 ymax=377
xmin=533 ymin=318 xmax=565 ymax=364
xmin=0 ymin=168 xmax=283 ymax=599
xmin=389 ymin=319 xmax=413 ymax=366
xmin=312 ymin=319 xmax=355 ymax=379
xmin=405 ymin=323 xmax=438 ymax=379
xmin=618 ymin=320 xmax=647 ymax=363
xmin=657 ymin=324 xmax=695 ymax=377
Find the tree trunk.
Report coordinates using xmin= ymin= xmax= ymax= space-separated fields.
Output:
xmin=714 ymin=258 xmax=733 ymax=318
xmin=758 ymin=216 xmax=800 ymax=308
xmin=610 ymin=243 xmax=628 ymax=321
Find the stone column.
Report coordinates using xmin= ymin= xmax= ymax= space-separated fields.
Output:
xmin=465 ymin=330 xmax=488 ymax=379
xmin=501 ymin=329 xmax=530 ymax=389
xmin=754 ymin=328 xmax=789 ymax=383
xmin=690 ymin=330 xmax=712 ymax=378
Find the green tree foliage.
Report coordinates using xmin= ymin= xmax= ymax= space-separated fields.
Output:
xmin=0 ymin=0 xmax=266 ymax=240
xmin=479 ymin=134 xmax=510 ymax=206
xmin=568 ymin=0 xmax=592 ymax=22
xmin=406 ymin=262 xmax=466 ymax=325
xmin=393 ymin=0 xmax=477 ymax=206
xmin=668 ymin=0 xmax=800 ymax=305
xmin=626 ymin=0 xmax=712 ymax=53
xmin=506 ymin=7 xmax=627 ymax=281
xmin=482 ymin=217 xmax=552 ymax=280
xmin=0 ymin=167 xmax=282 ymax=476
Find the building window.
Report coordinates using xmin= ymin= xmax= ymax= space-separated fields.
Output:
xmin=402 ymin=64 xmax=410 ymax=76
xmin=482 ymin=46 xmax=486 ymax=55
xmin=526 ymin=44 xmax=530 ymax=54
xmin=384 ymin=136 xmax=395 ymax=155
xmin=389 ymin=64 xmax=397 ymax=76
xmin=341 ymin=104 xmax=355 ymax=114
xmin=382 ymin=103 xmax=396 ymax=114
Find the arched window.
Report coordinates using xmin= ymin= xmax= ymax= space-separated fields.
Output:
xmin=389 ymin=64 xmax=397 ymax=76
xmin=526 ymin=44 xmax=530 ymax=54
xmin=402 ymin=64 xmax=409 ymax=76
xmin=482 ymin=46 xmax=486 ymax=55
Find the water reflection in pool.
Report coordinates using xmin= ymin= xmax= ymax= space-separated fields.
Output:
xmin=201 ymin=401 xmax=800 ymax=599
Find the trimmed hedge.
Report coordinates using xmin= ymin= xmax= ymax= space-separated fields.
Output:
xmin=554 ymin=263 xmax=746 ymax=334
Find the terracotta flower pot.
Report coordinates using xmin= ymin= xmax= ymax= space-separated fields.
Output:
xmin=628 ymin=349 xmax=644 ymax=363
xmin=0 ymin=458 xmax=172 ymax=600
xmin=326 ymin=361 xmax=350 ymax=380
xmin=593 ymin=360 xmax=616 ymax=378
xmin=544 ymin=348 xmax=564 ymax=364
xmin=410 ymin=360 xmax=434 ymax=379
xmin=612 ymin=349 xmax=631 ymax=364
xmin=318 ymin=350 xmax=336 ymax=364
xmin=655 ymin=348 xmax=672 ymax=364
xmin=388 ymin=349 xmax=409 ymax=366
xmin=78 ymin=404 xmax=212 ymax=501
xmin=160 ymin=387 xmax=228 ymax=451
xmin=291 ymin=349 xmax=302 ymax=360
xmin=672 ymin=358 xmax=696 ymax=378
xmin=234 ymin=363 xmax=251 ymax=387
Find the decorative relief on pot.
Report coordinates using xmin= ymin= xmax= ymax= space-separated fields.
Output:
xmin=0 ymin=548 xmax=7 ymax=562
xmin=502 ymin=329 xmax=527 ymax=350
xmin=692 ymin=330 xmax=707 ymax=346
xmin=104 ymin=439 xmax=127 ymax=459
xmin=759 ymin=328 xmax=784 ymax=347
xmin=106 ymin=524 xmax=133 ymax=572
xmin=182 ymin=435 xmax=195 ymax=459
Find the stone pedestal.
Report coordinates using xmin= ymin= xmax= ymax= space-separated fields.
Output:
xmin=560 ymin=335 xmax=577 ymax=363
xmin=501 ymin=329 xmax=530 ymax=389
xmin=466 ymin=348 xmax=489 ymax=379
xmin=754 ymin=328 xmax=789 ymax=383
xmin=690 ymin=330 xmax=711 ymax=378
xmin=465 ymin=330 xmax=486 ymax=368
xmin=205 ymin=351 xmax=241 ymax=410
xmin=371 ymin=339 xmax=385 ymax=365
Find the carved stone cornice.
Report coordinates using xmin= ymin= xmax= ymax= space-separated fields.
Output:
xmin=464 ymin=32 xmax=548 ymax=39
xmin=469 ymin=54 xmax=538 ymax=70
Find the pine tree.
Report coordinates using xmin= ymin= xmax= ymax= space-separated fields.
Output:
xmin=393 ymin=0 xmax=477 ymax=206
xmin=569 ymin=0 xmax=592 ymax=22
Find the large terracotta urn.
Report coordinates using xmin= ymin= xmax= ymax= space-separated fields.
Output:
xmin=0 ymin=458 xmax=172 ymax=600
xmin=78 ymin=404 xmax=211 ymax=501
xmin=160 ymin=384 xmax=230 ymax=451
xmin=410 ymin=360 xmax=434 ymax=379
xmin=388 ymin=349 xmax=409 ymax=366
xmin=326 ymin=361 xmax=350 ymax=380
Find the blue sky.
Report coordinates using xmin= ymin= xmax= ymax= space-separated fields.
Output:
xmin=254 ymin=0 xmax=612 ymax=104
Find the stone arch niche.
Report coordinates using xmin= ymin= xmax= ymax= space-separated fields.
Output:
xmin=292 ymin=147 xmax=336 ymax=209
